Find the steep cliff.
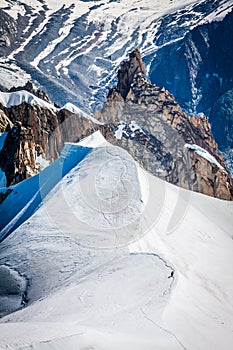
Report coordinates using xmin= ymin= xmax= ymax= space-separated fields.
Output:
xmin=97 ymin=49 xmax=233 ymax=200
xmin=0 ymin=87 xmax=97 ymax=186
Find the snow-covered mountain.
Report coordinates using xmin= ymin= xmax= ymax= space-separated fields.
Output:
xmin=0 ymin=0 xmax=232 ymax=111
xmin=1 ymin=0 xmax=232 ymax=168
xmin=0 ymin=2 xmax=233 ymax=349
xmin=0 ymin=132 xmax=233 ymax=350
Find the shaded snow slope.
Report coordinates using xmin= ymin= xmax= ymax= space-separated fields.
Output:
xmin=0 ymin=141 xmax=92 ymax=242
xmin=0 ymin=132 xmax=7 ymax=152
xmin=0 ymin=132 xmax=233 ymax=350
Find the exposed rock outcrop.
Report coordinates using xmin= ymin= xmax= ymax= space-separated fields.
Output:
xmin=116 ymin=49 xmax=145 ymax=99
xmin=0 ymin=86 xmax=97 ymax=186
xmin=97 ymin=50 xmax=233 ymax=200
xmin=0 ymin=122 xmax=36 ymax=186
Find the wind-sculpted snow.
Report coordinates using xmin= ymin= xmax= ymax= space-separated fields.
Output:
xmin=0 ymin=0 xmax=232 ymax=111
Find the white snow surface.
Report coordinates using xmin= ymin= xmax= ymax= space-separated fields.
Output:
xmin=35 ymin=154 xmax=50 ymax=170
xmin=0 ymin=60 xmax=31 ymax=90
xmin=0 ymin=91 xmax=56 ymax=111
xmin=114 ymin=121 xmax=144 ymax=139
xmin=0 ymin=132 xmax=233 ymax=350
xmin=61 ymin=102 xmax=102 ymax=124
xmin=114 ymin=122 xmax=128 ymax=140
xmin=76 ymin=130 xmax=107 ymax=147
xmin=185 ymin=143 xmax=224 ymax=169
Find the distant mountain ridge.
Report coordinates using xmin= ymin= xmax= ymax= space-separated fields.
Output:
xmin=149 ymin=8 xmax=233 ymax=157
xmin=0 ymin=0 xmax=232 ymax=111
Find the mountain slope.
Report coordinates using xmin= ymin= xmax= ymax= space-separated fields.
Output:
xmin=1 ymin=0 xmax=232 ymax=171
xmin=0 ymin=0 xmax=231 ymax=112
xmin=149 ymin=9 xmax=233 ymax=157
xmin=0 ymin=132 xmax=233 ymax=350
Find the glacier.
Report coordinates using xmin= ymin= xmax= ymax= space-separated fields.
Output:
xmin=0 ymin=132 xmax=233 ymax=350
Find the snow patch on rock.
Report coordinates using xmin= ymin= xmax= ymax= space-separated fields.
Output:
xmin=185 ymin=143 xmax=224 ymax=169
xmin=0 ymin=91 xmax=57 ymax=111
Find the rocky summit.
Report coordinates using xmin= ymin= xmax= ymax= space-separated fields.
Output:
xmin=97 ymin=49 xmax=233 ymax=200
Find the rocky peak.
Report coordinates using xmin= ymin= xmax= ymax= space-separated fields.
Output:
xmin=98 ymin=50 xmax=233 ymax=201
xmin=114 ymin=49 xmax=146 ymax=99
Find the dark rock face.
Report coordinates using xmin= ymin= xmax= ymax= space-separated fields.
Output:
xmin=1 ymin=101 xmax=60 ymax=158
xmin=98 ymin=50 xmax=233 ymax=200
xmin=0 ymin=86 xmax=96 ymax=186
xmin=0 ymin=85 xmax=61 ymax=185
xmin=0 ymin=123 xmax=22 ymax=186
xmin=116 ymin=49 xmax=145 ymax=99
xmin=210 ymin=88 xmax=233 ymax=149
xmin=0 ymin=9 xmax=17 ymax=56
xmin=149 ymin=10 xmax=233 ymax=153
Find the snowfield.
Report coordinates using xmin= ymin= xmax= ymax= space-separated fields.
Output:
xmin=0 ymin=132 xmax=233 ymax=350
